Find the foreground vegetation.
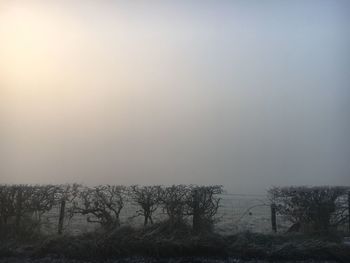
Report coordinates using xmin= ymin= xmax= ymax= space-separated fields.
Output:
xmin=1 ymin=221 xmax=350 ymax=262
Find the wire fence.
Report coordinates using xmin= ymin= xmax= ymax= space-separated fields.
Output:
xmin=2 ymin=185 xmax=348 ymax=236
xmin=215 ymin=194 xmax=271 ymax=234
xmin=39 ymin=193 xmax=293 ymax=235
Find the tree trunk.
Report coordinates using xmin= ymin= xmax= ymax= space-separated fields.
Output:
xmin=58 ymin=199 xmax=66 ymax=235
xmin=144 ymin=213 xmax=149 ymax=226
xmin=348 ymin=191 xmax=350 ymax=234
xmin=192 ymin=189 xmax=201 ymax=234
xmin=15 ymin=189 xmax=23 ymax=231
xmin=271 ymin=203 xmax=277 ymax=233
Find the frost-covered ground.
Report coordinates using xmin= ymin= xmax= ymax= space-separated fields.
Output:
xmin=0 ymin=258 xmax=339 ymax=263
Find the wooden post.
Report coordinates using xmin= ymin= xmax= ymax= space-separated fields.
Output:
xmin=15 ymin=188 xmax=23 ymax=230
xmin=271 ymin=203 xmax=277 ymax=233
xmin=58 ymin=199 xmax=66 ymax=235
xmin=348 ymin=191 xmax=350 ymax=234
xmin=192 ymin=189 xmax=200 ymax=234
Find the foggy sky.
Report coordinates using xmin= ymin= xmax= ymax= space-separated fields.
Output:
xmin=0 ymin=0 xmax=349 ymax=192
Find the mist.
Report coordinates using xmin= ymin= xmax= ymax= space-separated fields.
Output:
xmin=0 ymin=0 xmax=349 ymax=192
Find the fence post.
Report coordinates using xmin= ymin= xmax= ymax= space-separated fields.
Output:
xmin=348 ymin=191 xmax=350 ymax=234
xmin=15 ymin=188 xmax=23 ymax=230
xmin=192 ymin=188 xmax=200 ymax=234
xmin=58 ymin=198 xmax=66 ymax=235
xmin=271 ymin=203 xmax=277 ymax=233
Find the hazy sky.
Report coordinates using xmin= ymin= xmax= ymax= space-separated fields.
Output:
xmin=0 ymin=0 xmax=349 ymax=192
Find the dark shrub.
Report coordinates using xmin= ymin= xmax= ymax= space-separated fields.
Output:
xmin=269 ymin=186 xmax=349 ymax=234
xmin=186 ymin=185 xmax=223 ymax=234
xmin=129 ymin=185 xmax=162 ymax=226
xmin=159 ymin=185 xmax=190 ymax=225
xmin=72 ymin=185 xmax=126 ymax=230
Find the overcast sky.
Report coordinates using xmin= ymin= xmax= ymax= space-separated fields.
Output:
xmin=0 ymin=0 xmax=349 ymax=192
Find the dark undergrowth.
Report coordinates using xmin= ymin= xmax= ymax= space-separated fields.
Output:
xmin=1 ymin=222 xmax=349 ymax=262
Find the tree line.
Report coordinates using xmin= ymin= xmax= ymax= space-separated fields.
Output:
xmin=0 ymin=184 xmax=349 ymax=238
xmin=0 ymin=184 xmax=223 ymax=236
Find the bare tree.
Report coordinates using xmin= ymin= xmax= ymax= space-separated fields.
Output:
xmin=0 ymin=185 xmax=17 ymax=226
xmin=57 ymin=184 xmax=81 ymax=234
xmin=129 ymin=185 xmax=162 ymax=226
xmin=159 ymin=185 xmax=190 ymax=225
xmin=73 ymin=185 xmax=125 ymax=230
xmin=10 ymin=185 xmax=40 ymax=230
xmin=29 ymin=185 xmax=60 ymax=221
xmin=269 ymin=186 xmax=349 ymax=233
xmin=186 ymin=185 xmax=223 ymax=234
xmin=0 ymin=184 xmax=60 ymax=236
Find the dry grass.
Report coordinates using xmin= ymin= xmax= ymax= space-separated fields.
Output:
xmin=1 ymin=222 xmax=349 ymax=262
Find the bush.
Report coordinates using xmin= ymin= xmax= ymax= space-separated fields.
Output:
xmin=159 ymin=185 xmax=190 ymax=225
xmin=269 ymin=186 xmax=349 ymax=234
xmin=186 ymin=185 xmax=223 ymax=234
xmin=129 ymin=185 xmax=162 ymax=226
xmin=158 ymin=185 xmax=223 ymax=234
xmin=72 ymin=185 xmax=126 ymax=230
xmin=0 ymin=185 xmax=60 ymax=239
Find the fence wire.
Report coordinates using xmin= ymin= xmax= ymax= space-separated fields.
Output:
xmin=39 ymin=193 xmax=294 ymax=235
